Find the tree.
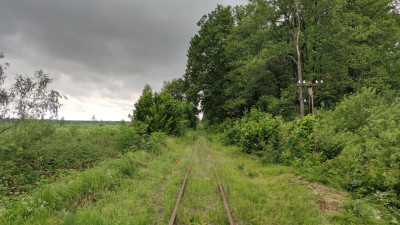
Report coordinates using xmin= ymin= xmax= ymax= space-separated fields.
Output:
xmin=131 ymin=85 xmax=193 ymax=135
xmin=273 ymin=0 xmax=400 ymax=108
xmin=162 ymin=79 xmax=198 ymax=129
xmin=161 ymin=78 xmax=186 ymax=102
xmin=184 ymin=5 xmax=234 ymax=124
xmin=223 ymin=0 xmax=295 ymax=118
xmin=0 ymin=53 xmax=63 ymax=134
xmin=131 ymin=84 xmax=153 ymax=124
xmin=294 ymin=0 xmax=304 ymax=118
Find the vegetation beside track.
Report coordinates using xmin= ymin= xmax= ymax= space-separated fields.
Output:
xmin=208 ymin=135 xmax=392 ymax=224
xmin=0 ymin=128 xmax=392 ymax=224
xmin=0 ymin=131 xmax=195 ymax=224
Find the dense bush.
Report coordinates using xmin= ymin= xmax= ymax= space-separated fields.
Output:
xmin=314 ymin=89 xmax=400 ymax=206
xmin=115 ymin=121 xmax=148 ymax=153
xmin=222 ymin=109 xmax=281 ymax=162
xmin=115 ymin=121 xmax=167 ymax=154
xmin=220 ymin=118 xmax=241 ymax=145
xmin=280 ymin=115 xmax=317 ymax=165
xmin=132 ymin=85 xmax=197 ymax=135
xmin=277 ymin=89 xmax=400 ymax=210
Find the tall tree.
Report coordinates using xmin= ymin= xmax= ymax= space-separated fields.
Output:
xmin=223 ymin=0 xmax=296 ymax=118
xmin=294 ymin=0 xmax=304 ymax=118
xmin=184 ymin=5 xmax=234 ymax=123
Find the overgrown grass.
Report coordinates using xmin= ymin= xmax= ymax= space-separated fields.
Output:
xmin=0 ymin=121 xmax=120 ymax=199
xmin=208 ymin=136 xmax=391 ymax=224
xmin=0 ymin=131 xmax=197 ymax=225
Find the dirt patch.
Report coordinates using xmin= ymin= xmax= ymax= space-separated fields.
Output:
xmin=74 ymin=192 xmax=100 ymax=208
xmin=292 ymin=176 xmax=346 ymax=214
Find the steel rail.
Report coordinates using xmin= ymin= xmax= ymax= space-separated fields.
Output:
xmin=168 ymin=164 xmax=191 ymax=225
xmin=214 ymin=167 xmax=235 ymax=225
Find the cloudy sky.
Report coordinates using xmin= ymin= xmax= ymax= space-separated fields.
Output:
xmin=0 ymin=0 xmax=248 ymax=121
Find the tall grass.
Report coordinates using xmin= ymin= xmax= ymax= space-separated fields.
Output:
xmin=0 ymin=151 xmax=150 ymax=224
xmin=0 ymin=131 xmax=197 ymax=225
xmin=208 ymin=136 xmax=391 ymax=224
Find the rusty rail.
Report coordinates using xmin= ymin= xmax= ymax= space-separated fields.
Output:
xmin=168 ymin=164 xmax=191 ymax=225
xmin=214 ymin=167 xmax=235 ymax=225
xmin=168 ymin=142 xmax=235 ymax=225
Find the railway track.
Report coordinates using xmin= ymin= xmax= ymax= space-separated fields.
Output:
xmin=168 ymin=140 xmax=235 ymax=225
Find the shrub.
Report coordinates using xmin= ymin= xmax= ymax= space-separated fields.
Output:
xmin=132 ymin=85 xmax=196 ymax=135
xmin=311 ymin=88 xmax=400 ymax=210
xmin=144 ymin=132 xmax=167 ymax=153
xmin=115 ymin=121 xmax=167 ymax=154
xmin=115 ymin=122 xmax=147 ymax=153
xmin=236 ymin=109 xmax=282 ymax=162
xmin=280 ymin=114 xmax=315 ymax=165
xmin=221 ymin=118 xmax=241 ymax=145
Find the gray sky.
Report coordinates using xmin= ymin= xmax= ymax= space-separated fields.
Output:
xmin=0 ymin=0 xmax=248 ymax=121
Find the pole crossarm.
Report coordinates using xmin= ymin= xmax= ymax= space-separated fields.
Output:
xmin=296 ymin=83 xmax=324 ymax=88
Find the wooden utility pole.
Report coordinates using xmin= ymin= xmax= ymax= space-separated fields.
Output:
xmin=296 ymin=82 xmax=324 ymax=116
xmin=297 ymin=81 xmax=324 ymax=152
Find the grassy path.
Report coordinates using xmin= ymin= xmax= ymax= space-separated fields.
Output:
xmin=169 ymin=135 xmax=348 ymax=224
xmin=209 ymin=138 xmax=334 ymax=224
xmin=175 ymin=136 xmax=227 ymax=224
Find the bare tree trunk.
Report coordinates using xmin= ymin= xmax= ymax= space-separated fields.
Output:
xmin=295 ymin=0 xmax=304 ymax=118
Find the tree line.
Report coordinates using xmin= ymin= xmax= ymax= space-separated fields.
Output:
xmin=179 ymin=0 xmax=399 ymax=123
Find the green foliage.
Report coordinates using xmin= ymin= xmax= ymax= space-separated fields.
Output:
xmin=162 ymin=78 xmax=186 ymax=102
xmin=114 ymin=121 xmax=148 ymax=153
xmin=132 ymin=84 xmax=153 ymax=124
xmin=149 ymin=91 xmax=186 ymax=135
xmin=280 ymin=115 xmax=315 ymax=164
xmin=315 ymin=89 xmax=400 ymax=201
xmin=220 ymin=118 xmax=242 ymax=145
xmin=132 ymin=85 xmax=197 ymax=135
xmin=184 ymin=5 xmax=234 ymax=123
xmin=180 ymin=101 xmax=198 ymax=129
xmin=240 ymin=110 xmax=281 ymax=161
xmin=223 ymin=109 xmax=281 ymax=163
xmin=1 ymin=54 xmax=63 ymax=139
xmin=182 ymin=0 xmax=400 ymax=122
xmin=221 ymin=88 xmax=400 ymax=215
xmin=274 ymin=89 xmax=400 ymax=214
xmin=114 ymin=120 xmax=167 ymax=154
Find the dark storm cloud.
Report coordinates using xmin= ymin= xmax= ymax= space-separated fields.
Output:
xmin=0 ymin=0 xmax=248 ymax=120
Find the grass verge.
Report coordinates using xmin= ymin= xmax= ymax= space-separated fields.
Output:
xmin=207 ymin=135 xmax=390 ymax=224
